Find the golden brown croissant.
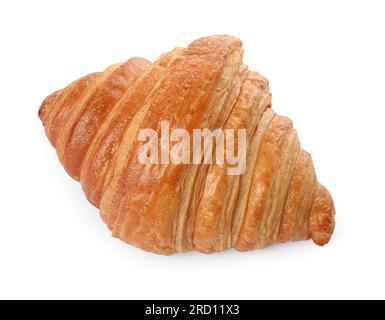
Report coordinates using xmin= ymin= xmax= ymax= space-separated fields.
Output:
xmin=38 ymin=35 xmax=335 ymax=255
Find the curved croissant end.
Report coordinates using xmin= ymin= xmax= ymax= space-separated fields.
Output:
xmin=39 ymin=35 xmax=335 ymax=255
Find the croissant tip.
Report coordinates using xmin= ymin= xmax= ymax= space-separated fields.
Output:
xmin=38 ymin=105 xmax=49 ymax=127
xmin=310 ymin=183 xmax=336 ymax=247
xmin=38 ymin=101 xmax=45 ymax=124
xmin=38 ymin=89 xmax=63 ymax=126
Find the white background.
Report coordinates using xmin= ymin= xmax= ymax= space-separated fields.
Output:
xmin=1 ymin=0 xmax=384 ymax=300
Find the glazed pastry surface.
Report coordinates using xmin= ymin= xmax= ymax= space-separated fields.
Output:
xmin=39 ymin=35 xmax=335 ymax=255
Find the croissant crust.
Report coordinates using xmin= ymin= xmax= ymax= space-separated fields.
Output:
xmin=39 ymin=35 xmax=335 ymax=255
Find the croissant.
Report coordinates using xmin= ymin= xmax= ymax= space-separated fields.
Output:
xmin=38 ymin=35 xmax=335 ymax=255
